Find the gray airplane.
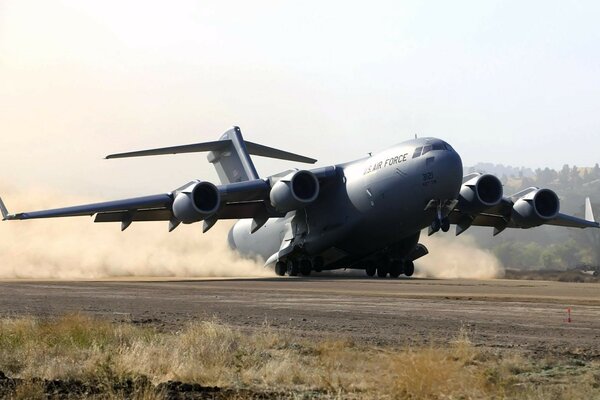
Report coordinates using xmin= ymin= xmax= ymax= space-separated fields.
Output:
xmin=1 ymin=127 xmax=598 ymax=277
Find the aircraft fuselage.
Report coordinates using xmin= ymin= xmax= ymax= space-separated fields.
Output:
xmin=229 ymin=137 xmax=463 ymax=270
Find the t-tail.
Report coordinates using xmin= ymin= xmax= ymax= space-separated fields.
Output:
xmin=106 ymin=126 xmax=317 ymax=183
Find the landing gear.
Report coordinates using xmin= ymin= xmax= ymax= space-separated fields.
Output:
xmin=299 ymin=259 xmax=312 ymax=276
xmin=430 ymin=218 xmax=441 ymax=233
xmin=389 ymin=261 xmax=403 ymax=278
xmin=287 ymin=259 xmax=299 ymax=276
xmin=404 ymin=260 xmax=415 ymax=277
xmin=441 ymin=218 xmax=450 ymax=232
xmin=275 ymin=261 xmax=286 ymax=276
xmin=313 ymin=256 xmax=324 ymax=273
xmin=430 ymin=217 xmax=450 ymax=234
xmin=279 ymin=256 xmax=318 ymax=276
xmin=426 ymin=199 xmax=456 ymax=235
xmin=365 ymin=264 xmax=376 ymax=277
xmin=377 ymin=266 xmax=388 ymax=278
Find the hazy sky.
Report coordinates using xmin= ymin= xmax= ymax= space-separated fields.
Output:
xmin=1 ymin=0 xmax=599 ymax=198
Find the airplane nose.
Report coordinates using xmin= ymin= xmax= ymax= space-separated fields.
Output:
xmin=436 ymin=148 xmax=463 ymax=196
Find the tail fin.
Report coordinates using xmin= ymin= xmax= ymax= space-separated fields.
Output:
xmin=106 ymin=126 xmax=317 ymax=184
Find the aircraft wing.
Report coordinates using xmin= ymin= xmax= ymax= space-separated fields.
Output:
xmin=0 ymin=167 xmax=338 ymax=232
xmin=448 ymin=191 xmax=599 ymax=236
xmin=0 ymin=194 xmax=173 ymax=221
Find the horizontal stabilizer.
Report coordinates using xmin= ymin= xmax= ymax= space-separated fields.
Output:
xmin=106 ymin=139 xmax=317 ymax=164
xmin=244 ymin=141 xmax=316 ymax=164
xmin=106 ymin=141 xmax=228 ymax=159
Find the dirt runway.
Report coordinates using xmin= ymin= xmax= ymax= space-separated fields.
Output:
xmin=1 ymin=277 xmax=599 ymax=359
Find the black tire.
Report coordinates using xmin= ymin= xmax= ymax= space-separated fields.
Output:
xmin=275 ymin=261 xmax=286 ymax=276
xmin=441 ymin=218 xmax=450 ymax=232
xmin=366 ymin=265 xmax=376 ymax=277
xmin=299 ymin=259 xmax=312 ymax=276
xmin=389 ymin=262 xmax=402 ymax=278
xmin=431 ymin=218 xmax=441 ymax=233
xmin=404 ymin=260 xmax=415 ymax=277
xmin=287 ymin=260 xmax=299 ymax=276
xmin=313 ymin=256 xmax=324 ymax=270
xmin=377 ymin=266 xmax=388 ymax=278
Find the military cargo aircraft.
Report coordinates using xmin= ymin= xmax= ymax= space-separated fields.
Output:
xmin=1 ymin=127 xmax=598 ymax=277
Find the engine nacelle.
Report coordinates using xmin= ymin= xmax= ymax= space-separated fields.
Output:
xmin=512 ymin=188 xmax=560 ymax=228
xmin=457 ymin=174 xmax=503 ymax=213
xmin=172 ymin=181 xmax=221 ymax=224
xmin=270 ymin=170 xmax=320 ymax=213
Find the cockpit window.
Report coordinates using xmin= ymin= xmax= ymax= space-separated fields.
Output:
xmin=444 ymin=142 xmax=454 ymax=152
xmin=422 ymin=145 xmax=432 ymax=155
xmin=432 ymin=143 xmax=444 ymax=151
xmin=412 ymin=147 xmax=423 ymax=158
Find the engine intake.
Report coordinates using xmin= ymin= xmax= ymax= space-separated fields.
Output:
xmin=512 ymin=188 xmax=560 ymax=227
xmin=457 ymin=174 xmax=503 ymax=213
xmin=270 ymin=170 xmax=320 ymax=212
xmin=172 ymin=181 xmax=221 ymax=224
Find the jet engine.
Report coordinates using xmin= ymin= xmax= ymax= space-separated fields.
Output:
xmin=172 ymin=181 xmax=221 ymax=224
xmin=457 ymin=174 xmax=503 ymax=213
xmin=270 ymin=170 xmax=320 ymax=212
xmin=512 ymin=188 xmax=560 ymax=227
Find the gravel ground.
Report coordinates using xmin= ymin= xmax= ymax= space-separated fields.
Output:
xmin=0 ymin=276 xmax=599 ymax=359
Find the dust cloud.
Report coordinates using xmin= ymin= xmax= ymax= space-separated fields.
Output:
xmin=416 ymin=234 xmax=505 ymax=279
xmin=0 ymin=185 xmax=270 ymax=279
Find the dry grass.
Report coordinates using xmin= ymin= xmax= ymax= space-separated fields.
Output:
xmin=0 ymin=314 xmax=598 ymax=399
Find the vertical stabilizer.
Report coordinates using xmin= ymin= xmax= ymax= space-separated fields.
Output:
xmin=207 ymin=126 xmax=259 ymax=184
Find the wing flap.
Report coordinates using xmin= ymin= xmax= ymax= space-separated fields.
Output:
xmin=94 ymin=208 xmax=173 ymax=223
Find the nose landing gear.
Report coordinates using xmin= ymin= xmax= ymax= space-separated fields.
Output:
xmin=426 ymin=199 xmax=456 ymax=235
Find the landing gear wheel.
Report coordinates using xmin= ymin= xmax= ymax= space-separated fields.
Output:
xmin=313 ymin=256 xmax=324 ymax=272
xmin=366 ymin=265 xmax=376 ymax=277
xmin=377 ymin=266 xmax=388 ymax=278
xmin=441 ymin=218 xmax=450 ymax=232
xmin=299 ymin=259 xmax=312 ymax=276
xmin=389 ymin=262 xmax=402 ymax=278
xmin=430 ymin=218 xmax=441 ymax=233
xmin=287 ymin=260 xmax=299 ymax=277
xmin=275 ymin=261 xmax=286 ymax=276
xmin=404 ymin=260 xmax=415 ymax=277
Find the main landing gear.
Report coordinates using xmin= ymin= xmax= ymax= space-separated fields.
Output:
xmin=366 ymin=260 xmax=415 ymax=278
xmin=275 ymin=256 xmax=324 ymax=277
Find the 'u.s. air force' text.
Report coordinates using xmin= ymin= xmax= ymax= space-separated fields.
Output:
xmin=363 ymin=153 xmax=409 ymax=175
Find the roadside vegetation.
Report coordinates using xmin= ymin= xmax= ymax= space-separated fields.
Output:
xmin=0 ymin=314 xmax=598 ymax=399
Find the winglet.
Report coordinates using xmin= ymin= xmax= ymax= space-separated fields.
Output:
xmin=585 ymin=197 xmax=595 ymax=223
xmin=0 ymin=197 xmax=13 ymax=221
